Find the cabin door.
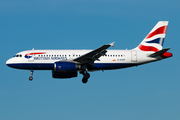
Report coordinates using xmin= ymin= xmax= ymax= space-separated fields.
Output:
xmin=131 ymin=51 xmax=137 ymax=62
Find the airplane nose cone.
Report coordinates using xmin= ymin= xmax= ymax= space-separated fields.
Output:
xmin=6 ymin=58 xmax=14 ymax=68
xmin=6 ymin=58 xmax=20 ymax=69
xmin=6 ymin=59 xmax=11 ymax=67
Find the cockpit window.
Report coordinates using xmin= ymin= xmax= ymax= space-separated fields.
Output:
xmin=13 ymin=54 xmax=22 ymax=57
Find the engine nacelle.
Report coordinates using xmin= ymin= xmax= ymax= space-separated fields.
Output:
xmin=54 ymin=61 xmax=81 ymax=72
xmin=52 ymin=70 xmax=77 ymax=78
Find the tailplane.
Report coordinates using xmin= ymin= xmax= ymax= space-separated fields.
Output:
xmin=134 ymin=21 xmax=169 ymax=52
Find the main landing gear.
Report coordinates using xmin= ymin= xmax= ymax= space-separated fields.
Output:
xmin=80 ymin=71 xmax=90 ymax=84
xmin=29 ymin=70 xmax=34 ymax=81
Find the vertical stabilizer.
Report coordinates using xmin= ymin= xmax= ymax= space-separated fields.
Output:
xmin=134 ymin=21 xmax=168 ymax=52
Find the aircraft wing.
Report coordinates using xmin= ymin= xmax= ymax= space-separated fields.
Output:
xmin=73 ymin=42 xmax=115 ymax=65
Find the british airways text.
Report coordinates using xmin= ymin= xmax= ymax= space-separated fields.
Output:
xmin=34 ymin=57 xmax=67 ymax=60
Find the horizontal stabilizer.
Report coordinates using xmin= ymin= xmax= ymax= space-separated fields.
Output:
xmin=148 ymin=48 xmax=170 ymax=57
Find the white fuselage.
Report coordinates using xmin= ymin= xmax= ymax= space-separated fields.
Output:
xmin=6 ymin=49 xmax=158 ymax=71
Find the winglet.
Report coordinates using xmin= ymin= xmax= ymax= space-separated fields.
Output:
xmin=110 ymin=42 xmax=115 ymax=47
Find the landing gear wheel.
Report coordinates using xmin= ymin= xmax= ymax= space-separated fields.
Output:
xmin=82 ymin=78 xmax=88 ymax=83
xmin=29 ymin=76 xmax=33 ymax=81
xmin=82 ymin=72 xmax=90 ymax=84
xmin=84 ymin=72 xmax=90 ymax=79
xmin=29 ymin=70 xmax=34 ymax=81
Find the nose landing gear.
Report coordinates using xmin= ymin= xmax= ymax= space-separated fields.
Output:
xmin=29 ymin=70 xmax=34 ymax=81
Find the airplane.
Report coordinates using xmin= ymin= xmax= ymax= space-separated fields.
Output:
xmin=6 ymin=21 xmax=172 ymax=83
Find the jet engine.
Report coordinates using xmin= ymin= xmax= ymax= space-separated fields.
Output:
xmin=54 ymin=61 xmax=81 ymax=72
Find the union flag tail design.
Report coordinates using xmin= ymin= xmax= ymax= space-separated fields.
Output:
xmin=134 ymin=21 xmax=168 ymax=52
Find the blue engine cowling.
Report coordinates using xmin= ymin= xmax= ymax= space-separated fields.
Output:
xmin=54 ymin=61 xmax=81 ymax=71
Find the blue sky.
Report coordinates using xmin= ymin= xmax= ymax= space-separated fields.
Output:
xmin=0 ymin=0 xmax=179 ymax=120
